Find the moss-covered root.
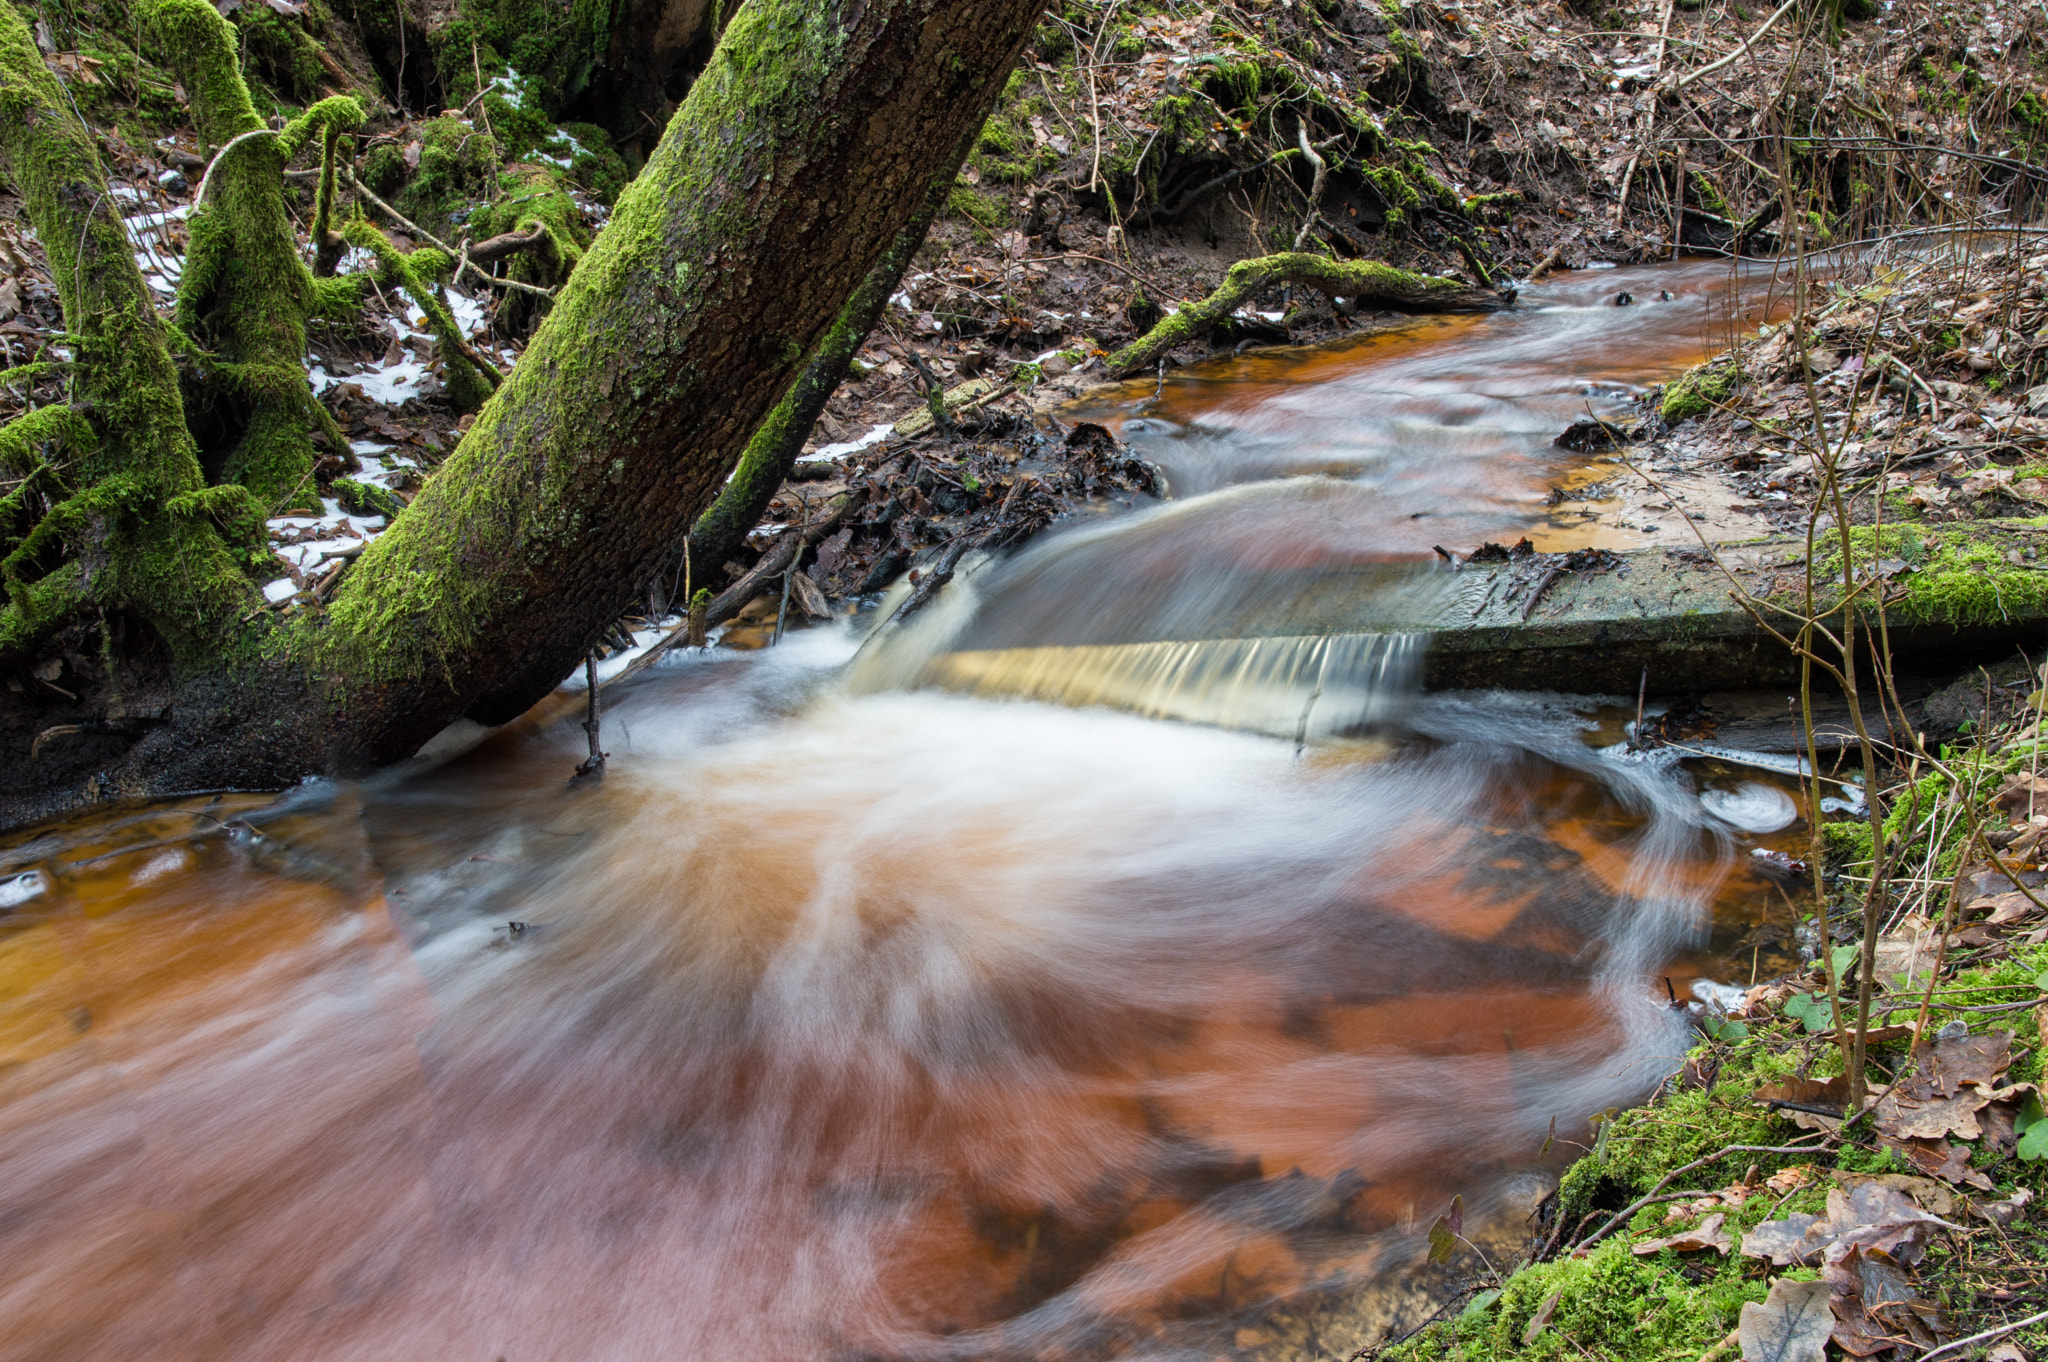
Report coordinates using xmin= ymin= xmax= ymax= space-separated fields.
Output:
xmin=686 ymin=169 xmax=952 ymax=587
xmin=149 ymin=0 xmax=364 ymax=513
xmin=1103 ymin=253 xmax=1507 ymax=379
xmin=0 ymin=1 xmax=263 ymax=663
xmin=339 ymin=217 xmax=500 ymax=412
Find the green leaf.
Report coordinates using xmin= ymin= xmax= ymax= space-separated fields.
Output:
xmin=2032 ymin=969 xmax=2048 ymax=992
xmin=2017 ymin=1095 xmax=2048 ymax=1160
xmin=1703 ymin=1016 xmax=1750 ymax=1043
xmin=1831 ymin=944 xmax=1860 ymax=981
xmin=1426 ymin=1194 xmax=1464 ymax=1264
xmin=1784 ymin=993 xmax=1837 ymax=1034
xmin=961 ymin=472 xmax=981 ymax=492
xmin=1461 ymin=1288 xmax=1502 ymax=1320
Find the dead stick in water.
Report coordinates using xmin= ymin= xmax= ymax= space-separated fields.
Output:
xmin=1634 ymin=666 xmax=1649 ymax=750
xmin=572 ymin=652 xmax=606 ymax=780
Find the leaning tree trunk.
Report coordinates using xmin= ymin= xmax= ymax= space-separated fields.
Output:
xmin=683 ymin=166 xmax=953 ymax=590
xmin=85 ymin=0 xmax=1048 ymax=801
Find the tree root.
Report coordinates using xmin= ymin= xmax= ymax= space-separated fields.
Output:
xmin=340 ymin=217 xmax=502 ymax=408
xmin=1102 ymin=252 xmax=1506 ymax=379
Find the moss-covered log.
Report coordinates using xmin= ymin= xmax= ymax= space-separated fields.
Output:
xmin=0 ymin=0 xmax=265 ymax=666
xmin=149 ymin=0 xmax=362 ymax=512
xmin=1103 ymin=252 xmax=1507 ymax=379
xmin=684 ymin=168 xmax=952 ymax=588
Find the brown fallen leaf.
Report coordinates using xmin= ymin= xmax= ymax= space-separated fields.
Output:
xmin=1826 ymin=1245 xmax=1946 ymax=1356
xmin=1740 ymin=1184 xmax=1959 ymax=1267
xmin=1740 ymin=1277 xmax=1833 ymax=1362
xmin=1765 ymin=1164 xmax=1818 ymax=1194
xmin=1756 ymin=1075 xmax=1849 ymax=1112
xmin=1922 ymin=1028 xmax=2013 ymax=1097
xmin=1879 ymin=1134 xmax=1996 ymax=1192
xmin=1977 ymin=1084 xmax=2040 ymax=1159
xmin=1874 ymin=1084 xmax=1994 ymax=1140
xmin=1831 ymin=1172 xmax=1958 ymax=1219
xmin=1633 ymin=1211 xmax=1735 ymax=1257
xmin=1972 ymin=1187 xmax=2033 ymax=1228
xmin=1987 ymin=1342 xmax=2029 ymax=1362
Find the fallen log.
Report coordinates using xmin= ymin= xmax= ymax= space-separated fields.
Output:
xmin=1102 ymin=252 xmax=1506 ymax=379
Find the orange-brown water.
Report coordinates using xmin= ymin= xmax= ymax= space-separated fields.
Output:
xmin=0 ymin=261 xmax=1818 ymax=1362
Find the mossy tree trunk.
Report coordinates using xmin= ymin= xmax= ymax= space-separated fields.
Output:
xmin=0 ymin=2 xmax=267 ymax=667
xmin=148 ymin=0 xmax=365 ymax=513
xmin=313 ymin=0 xmax=1048 ymax=738
xmin=684 ymin=167 xmax=953 ymax=588
xmin=0 ymin=0 xmax=1049 ymax=819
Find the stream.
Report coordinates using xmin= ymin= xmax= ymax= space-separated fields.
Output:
xmin=0 ymin=260 xmax=1822 ymax=1361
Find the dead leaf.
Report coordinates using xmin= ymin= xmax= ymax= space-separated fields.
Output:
xmin=1874 ymin=1084 xmax=1993 ymax=1140
xmin=1831 ymin=1172 xmax=1957 ymax=1219
xmin=1765 ymin=1165 xmax=1817 ymax=1194
xmin=1972 ymin=1187 xmax=2033 ymax=1227
xmin=1923 ymin=1029 xmax=2013 ymax=1096
xmin=1740 ymin=1277 xmax=1833 ymax=1362
xmin=1522 ymin=1287 xmax=1562 ymax=1345
xmin=1426 ymin=1194 xmax=1463 ymax=1265
xmin=1826 ymin=1246 xmax=1946 ymax=1356
xmin=1880 ymin=1135 xmax=1995 ymax=1191
xmin=1988 ymin=1342 xmax=2029 ymax=1362
xmin=1756 ymin=1075 xmax=1849 ymax=1112
xmin=1740 ymin=1184 xmax=1959 ymax=1267
xmin=1740 ymin=1213 xmax=1824 ymax=1266
xmin=1633 ymin=1211 xmax=1734 ymax=1256
xmin=1972 ymin=892 xmax=2042 ymax=925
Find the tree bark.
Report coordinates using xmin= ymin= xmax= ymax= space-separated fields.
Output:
xmin=683 ymin=167 xmax=952 ymax=590
xmin=88 ymin=0 xmax=1047 ymax=805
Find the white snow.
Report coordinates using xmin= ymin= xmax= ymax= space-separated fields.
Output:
xmin=804 ymin=421 xmax=893 ymax=461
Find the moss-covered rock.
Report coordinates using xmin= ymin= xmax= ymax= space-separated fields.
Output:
xmin=1661 ymin=357 xmax=1742 ymax=423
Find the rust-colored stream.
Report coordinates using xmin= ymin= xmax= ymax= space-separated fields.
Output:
xmin=0 ymin=262 xmax=1816 ymax=1362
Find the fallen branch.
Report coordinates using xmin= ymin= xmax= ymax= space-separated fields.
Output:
xmin=1103 ymin=252 xmax=1505 ymax=378
xmin=606 ymin=494 xmax=859 ymax=689
xmin=340 ymin=168 xmax=555 ymax=300
xmin=464 ymin=224 xmax=550 ymax=264
xmin=1666 ymin=0 xmax=1798 ymax=92
xmin=1291 ymin=118 xmax=1327 ymax=252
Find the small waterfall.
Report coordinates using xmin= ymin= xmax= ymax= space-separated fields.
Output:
xmin=926 ymin=630 xmax=1426 ymax=740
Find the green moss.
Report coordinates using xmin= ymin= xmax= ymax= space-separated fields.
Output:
xmin=947 ymin=181 xmax=1010 ymax=235
xmin=398 ymin=115 xmax=500 ymax=228
xmin=148 ymin=0 xmax=370 ymax=511
xmin=1661 ymin=358 xmax=1742 ymax=422
xmin=1809 ymin=522 xmax=2048 ymax=627
xmin=331 ymin=477 xmax=404 ymax=520
xmin=0 ymin=0 xmax=263 ymax=666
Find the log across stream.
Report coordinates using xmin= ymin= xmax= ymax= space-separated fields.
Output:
xmin=0 ymin=261 xmax=1858 ymax=1361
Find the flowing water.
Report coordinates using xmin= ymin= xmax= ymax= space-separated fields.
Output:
xmin=0 ymin=261 xmax=1818 ymax=1361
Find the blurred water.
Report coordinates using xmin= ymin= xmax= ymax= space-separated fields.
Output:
xmin=0 ymin=261 xmax=1811 ymax=1361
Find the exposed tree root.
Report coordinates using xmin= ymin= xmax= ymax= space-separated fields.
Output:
xmin=1102 ymin=252 xmax=1506 ymax=379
